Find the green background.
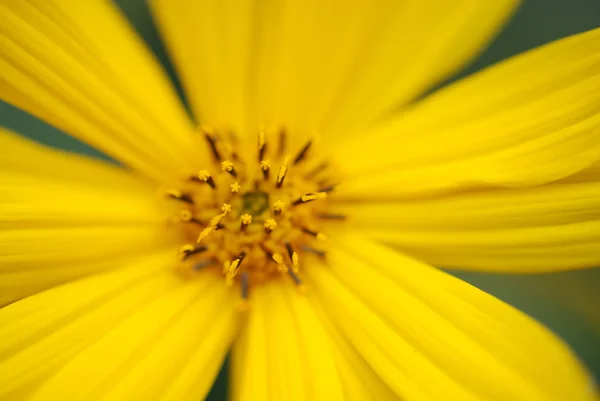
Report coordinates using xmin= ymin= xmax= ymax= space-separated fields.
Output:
xmin=1 ymin=0 xmax=599 ymax=398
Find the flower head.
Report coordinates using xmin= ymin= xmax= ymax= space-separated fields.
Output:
xmin=1 ymin=1 xmax=599 ymax=401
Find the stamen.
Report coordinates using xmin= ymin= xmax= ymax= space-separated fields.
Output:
xmin=301 ymin=227 xmax=327 ymax=242
xmin=260 ymin=160 xmax=271 ymax=180
xmin=202 ymin=126 xmax=222 ymax=161
xmin=285 ymin=242 xmax=300 ymax=273
xmin=197 ymin=204 xmax=231 ymax=243
xmin=240 ymin=214 xmax=252 ymax=230
xmin=293 ymin=139 xmax=312 ymax=165
xmin=179 ymin=210 xmax=202 ymax=225
xmin=317 ymin=213 xmax=346 ymax=220
xmin=193 ymin=259 xmax=215 ymax=270
xmin=221 ymin=160 xmax=237 ymax=177
xmin=318 ymin=184 xmax=336 ymax=193
xmin=241 ymin=271 xmax=249 ymax=299
xmin=273 ymin=200 xmax=285 ymax=216
xmin=166 ymin=189 xmax=194 ymax=205
xmin=225 ymin=251 xmax=247 ymax=285
xmin=196 ymin=169 xmax=216 ymax=189
xmin=300 ymin=245 xmax=326 ymax=257
xmin=179 ymin=244 xmax=208 ymax=261
xmin=287 ymin=267 xmax=302 ymax=286
xmin=305 ymin=161 xmax=328 ymax=178
xmin=292 ymin=191 xmax=327 ymax=206
xmin=278 ymin=128 xmax=286 ymax=157
xmin=258 ymin=128 xmax=266 ymax=161
xmin=276 ymin=156 xmax=290 ymax=188
xmin=264 ymin=218 xmax=277 ymax=234
xmin=230 ymin=182 xmax=241 ymax=193
xmin=271 ymin=252 xmax=287 ymax=272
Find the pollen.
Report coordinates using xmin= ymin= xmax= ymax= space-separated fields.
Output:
xmin=167 ymin=126 xmax=339 ymax=300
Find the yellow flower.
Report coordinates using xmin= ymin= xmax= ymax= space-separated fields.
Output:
xmin=1 ymin=1 xmax=599 ymax=400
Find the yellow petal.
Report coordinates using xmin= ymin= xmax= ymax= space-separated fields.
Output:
xmin=0 ymin=250 xmax=174 ymax=399
xmin=230 ymin=281 xmax=343 ymax=401
xmin=20 ymin=269 xmax=233 ymax=401
xmin=335 ymin=28 xmax=600 ymax=198
xmin=331 ymin=166 xmax=600 ymax=272
xmin=306 ymin=233 xmax=596 ymax=401
xmin=0 ymin=130 xmax=177 ymax=304
xmin=308 ymin=297 xmax=397 ymax=401
xmin=0 ymin=0 xmax=204 ymax=184
xmin=150 ymin=0 xmax=517 ymax=145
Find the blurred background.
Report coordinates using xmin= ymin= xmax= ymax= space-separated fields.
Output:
xmin=1 ymin=0 xmax=599 ymax=399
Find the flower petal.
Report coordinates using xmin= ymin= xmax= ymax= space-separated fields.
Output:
xmin=334 ymin=28 xmax=600 ymax=198
xmin=151 ymin=0 xmax=517 ymax=143
xmin=0 ymin=0 xmax=204 ymax=183
xmin=4 ymin=266 xmax=237 ymax=401
xmin=308 ymin=295 xmax=398 ymax=401
xmin=230 ymin=281 xmax=343 ymax=401
xmin=306 ymin=233 xmax=595 ymax=401
xmin=330 ymin=165 xmax=600 ymax=272
xmin=0 ymin=129 xmax=177 ymax=304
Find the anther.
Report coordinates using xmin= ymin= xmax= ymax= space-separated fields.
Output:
xmin=285 ymin=242 xmax=300 ymax=273
xmin=179 ymin=244 xmax=208 ymax=261
xmin=179 ymin=209 xmax=202 ymax=225
xmin=318 ymin=184 xmax=336 ymax=193
xmin=225 ymin=251 xmax=247 ymax=284
xmin=241 ymin=271 xmax=249 ymax=299
xmin=272 ymin=252 xmax=287 ymax=272
xmin=300 ymin=245 xmax=327 ymax=257
xmin=240 ymin=214 xmax=252 ymax=230
xmin=287 ymin=267 xmax=303 ymax=286
xmin=193 ymin=259 xmax=215 ymax=270
xmin=260 ymin=160 xmax=271 ymax=180
xmin=166 ymin=189 xmax=194 ymax=205
xmin=273 ymin=200 xmax=285 ymax=216
xmin=301 ymin=227 xmax=327 ymax=242
xmin=197 ymin=204 xmax=231 ymax=243
xmin=317 ymin=213 xmax=346 ymax=220
xmin=293 ymin=139 xmax=312 ymax=164
xmin=195 ymin=169 xmax=216 ymax=189
xmin=221 ymin=160 xmax=237 ymax=177
xmin=276 ymin=156 xmax=290 ymax=188
xmin=230 ymin=182 xmax=241 ymax=193
xmin=258 ymin=128 xmax=266 ymax=161
xmin=202 ymin=126 xmax=222 ymax=161
xmin=292 ymin=191 xmax=327 ymax=206
xmin=278 ymin=128 xmax=287 ymax=157
xmin=264 ymin=218 xmax=277 ymax=234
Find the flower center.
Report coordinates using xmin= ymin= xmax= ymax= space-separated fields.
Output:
xmin=166 ymin=126 xmax=342 ymax=301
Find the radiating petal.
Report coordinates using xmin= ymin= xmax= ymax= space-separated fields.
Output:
xmin=230 ymin=281 xmax=343 ymax=401
xmin=0 ymin=0 xmax=205 ymax=184
xmin=308 ymin=294 xmax=398 ymax=401
xmin=7 ymin=267 xmax=236 ymax=401
xmin=334 ymin=28 xmax=600 ymax=198
xmin=151 ymin=0 xmax=517 ymax=145
xmin=330 ymin=165 xmax=600 ymax=271
xmin=0 ymin=130 xmax=177 ymax=304
xmin=307 ymin=233 xmax=595 ymax=401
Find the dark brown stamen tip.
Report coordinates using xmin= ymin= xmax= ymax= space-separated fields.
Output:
xmin=278 ymin=128 xmax=287 ymax=156
xmin=262 ymin=168 xmax=270 ymax=180
xmin=167 ymin=191 xmax=194 ymax=205
xmin=305 ymin=161 xmax=328 ymax=178
xmin=293 ymin=140 xmax=312 ymax=164
xmin=241 ymin=272 xmax=249 ymax=299
xmin=203 ymin=131 xmax=222 ymax=161
xmin=300 ymin=245 xmax=327 ymax=257
xmin=318 ymin=184 xmax=336 ymax=193
xmin=215 ymin=223 xmax=225 ymax=230
xmin=206 ymin=176 xmax=216 ymax=189
xmin=287 ymin=268 xmax=302 ymax=285
xmin=316 ymin=213 xmax=346 ymax=220
xmin=181 ymin=245 xmax=208 ymax=261
xmin=285 ymin=242 xmax=294 ymax=260
xmin=193 ymin=259 xmax=215 ymax=270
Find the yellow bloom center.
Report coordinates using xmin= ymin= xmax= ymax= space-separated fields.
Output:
xmin=167 ymin=127 xmax=341 ymax=300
